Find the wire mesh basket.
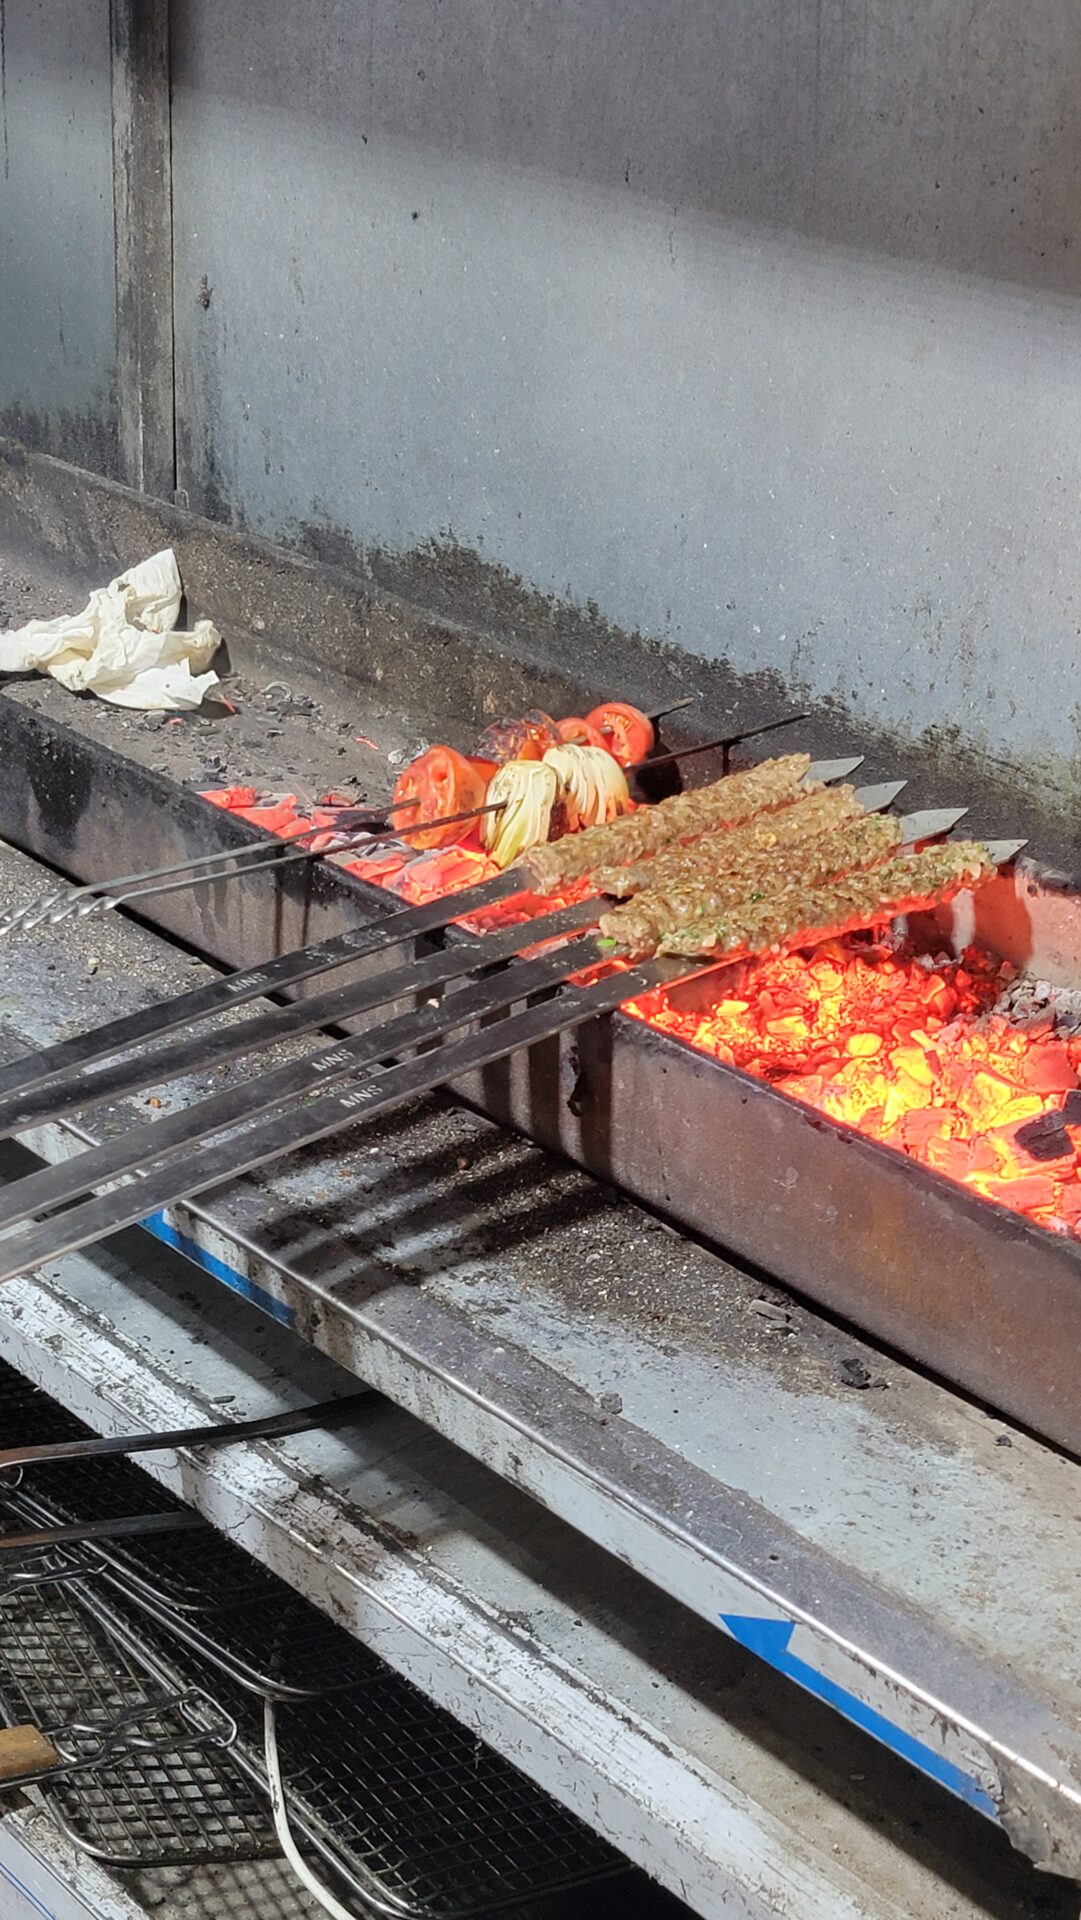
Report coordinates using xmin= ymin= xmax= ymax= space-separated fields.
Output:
xmin=0 ymin=1358 xmax=273 ymax=1613
xmin=106 ymin=1580 xmax=382 ymax=1700
xmin=0 ymin=1468 xmax=364 ymax=1696
xmin=82 ymin=1583 xmax=627 ymax=1919
xmin=261 ymin=1679 xmax=627 ymax=1919
xmin=0 ymin=1360 xmax=628 ymax=1913
xmin=0 ymin=1572 xmax=277 ymax=1867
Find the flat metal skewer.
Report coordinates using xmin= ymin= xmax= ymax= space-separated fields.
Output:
xmin=0 ymin=804 xmax=995 ymax=1265
xmin=105 ymin=725 xmax=820 ymax=910
xmin=0 ymin=867 xmax=523 ymax=1109
xmin=0 ymin=803 xmax=969 ymax=1232
xmin=0 ymin=1511 xmax=206 ymax=1553
xmin=644 ymin=694 xmax=698 ymax=721
xmin=0 ymin=897 xmax=600 ymax=1147
xmin=0 ymin=931 xmax=609 ymax=1234
xmin=0 ymin=761 xmax=895 ymax=1126
xmin=0 ymin=792 xmax=449 ymax=936
xmin=0 ymin=951 xmax=677 ymax=1288
xmin=3 ymin=801 xmax=506 ymax=935
xmin=633 ymin=711 xmax=811 ymax=774
xmin=7 ymin=714 xmax=818 ymax=934
xmin=0 ymin=1392 xmax=373 ymax=1474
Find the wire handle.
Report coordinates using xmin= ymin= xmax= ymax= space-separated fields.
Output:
xmin=264 ymin=1698 xmax=360 ymax=1920
xmin=0 ymin=1690 xmax=238 ymax=1793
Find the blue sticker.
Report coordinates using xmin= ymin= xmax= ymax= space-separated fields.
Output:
xmin=721 ymin=1614 xmax=996 ymax=1816
xmin=141 ymin=1211 xmax=296 ymax=1327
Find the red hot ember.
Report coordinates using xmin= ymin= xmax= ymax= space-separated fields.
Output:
xmin=625 ymin=944 xmax=1081 ymax=1234
xmin=203 ymin=788 xmax=1081 ymax=1239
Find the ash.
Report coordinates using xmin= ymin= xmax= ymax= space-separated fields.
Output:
xmin=993 ymin=972 xmax=1081 ymax=1035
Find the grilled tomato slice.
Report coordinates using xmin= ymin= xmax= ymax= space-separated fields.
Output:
xmin=555 ymin=715 xmax=610 ymax=751
xmin=392 ymin=745 xmax=489 ymax=850
xmin=473 ymin=710 xmax=561 ymax=764
xmin=584 ymin=701 xmax=655 ymax=767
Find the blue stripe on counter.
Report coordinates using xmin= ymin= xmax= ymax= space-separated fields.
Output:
xmin=720 ymin=1613 xmax=997 ymax=1817
xmin=141 ymin=1211 xmax=296 ymax=1327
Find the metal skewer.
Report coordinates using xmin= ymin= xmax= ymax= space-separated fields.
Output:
xmin=0 ymin=930 xmax=609 ymax=1235
xmin=0 ymin=897 xmax=600 ymax=1148
xmin=0 ymin=951 xmax=679 ymax=1289
xmin=1 ymin=800 xmax=506 ymax=936
xmin=0 ymin=813 xmax=1013 ymax=1291
xmin=0 ymin=1511 xmax=207 ymax=1553
xmin=0 ymin=789 xmax=929 ymax=1152
xmin=0 ymin=804 xmax=969 ymax=1240
xmin=644 ymin=694 xmax=698 ymax=721
xmin=0 ymin=869 xmax=521 ymax=1110
xmin=5 ymin=711 xmax=815 ymax=936
xmin=0 ymin=1392 xmax=373 ymax=1475
xmin=0 ymin=760 xmax=890 ymax=1124
xmin=631 ymin=711 xmax=811 ymax=775
xmin=0 ymin=791 xmax=453 ymax=937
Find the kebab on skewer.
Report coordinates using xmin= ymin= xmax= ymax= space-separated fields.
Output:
xmin=595 ymin=811 xmax=904 ymax=950
xmin=590 ymin=784 xmax=870 ymax=897
xmin=598 ymin=840 xmax=994 ymax=960
xmin=517 ymin=753 xmax=815 ymax=888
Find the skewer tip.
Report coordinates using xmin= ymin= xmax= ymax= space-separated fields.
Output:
xmin=852 ymin=779 xmax=907 ymax=812
xmin=807 ymin=756 xmax=865 ymax=784
xmin=898 ymin=805 xmax=969 ymax=843
xmin=985 ymin=839 xmax=1028 ymax=867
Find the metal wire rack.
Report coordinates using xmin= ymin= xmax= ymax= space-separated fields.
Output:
xmin=0 ymin=1471 xmax=279 ymax=1612
xmin=0 ymin=1360 xmax=628 ymax=1912
xmin=0 ymin=1476 xmax=369 ymax=1698
xmin=83 ymin=1576 xmax=628 ymax=1917
xmin=0 ymin=1357 xmax=273 ymax=1613
xmin=0 ymin=1573 xmax=277 ymax=1867
xmin=260 ymin=1679 xmax=628 ymax=1919
xmin=103 ymin=1581 xmax=383 ymax=1701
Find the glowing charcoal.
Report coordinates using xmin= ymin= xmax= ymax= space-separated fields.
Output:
xmin=206 ymin=781 xmax=1081 ymax=1242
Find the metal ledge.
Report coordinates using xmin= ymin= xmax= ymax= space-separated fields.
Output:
xmin=0 ymin=839 xmax=1078 ymax=1878
xmin=0 ymin=1153 xmax=1070 ymax=1920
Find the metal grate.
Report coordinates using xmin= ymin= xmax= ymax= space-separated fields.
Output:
xmin=0 ymin=1358 xmax=272 ymax=1613
xmin=0 ymin=1574 xmax=277 ymax=1867
xmin=0 ymin=1359 xmax=626 ymax=1912
xmin=84 ymin=1578 xmax=626 ymax=1917
xmin=105 ymin=1581 xmax=383 ymax=1700
xmin=262 ymin=1680 xmax=626 ymax=1919
xmin=0 ymin=1471 xmax=276 ymax=1611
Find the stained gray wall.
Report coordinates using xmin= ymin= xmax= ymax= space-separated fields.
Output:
xmin=4 ymin=2 xmax=1081 ymax=797
xmin=168 ymin=1 xmax=1081 ymax=792
xmin=0 ymin=0 xmax=117 ymax=475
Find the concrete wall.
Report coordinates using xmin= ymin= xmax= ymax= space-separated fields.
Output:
xmin=168 ymin=0 xmax=1081 ymax=790
xmin=0 ymin=0 xmax=117 ymax=475
xmin=5 ymin=1 xmax=1081 ymax=795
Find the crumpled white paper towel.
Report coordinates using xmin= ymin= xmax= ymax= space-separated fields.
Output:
xmin=0 ymin=549 xmax=221 ymax=710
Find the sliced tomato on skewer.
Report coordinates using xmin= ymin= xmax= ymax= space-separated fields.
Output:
xmin=556 ymin=715 xmax=609 ymax=751
xmin=468 ymin=755 xmax=500 ymax=784
xmin=584 ymin=701 xmax=655 ymax=767
xmin=391 ymin=745 xmax=489 ymax=850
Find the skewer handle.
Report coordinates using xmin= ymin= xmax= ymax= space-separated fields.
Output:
xmin=0 ymin=1726 xmax=62 ymax=1782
